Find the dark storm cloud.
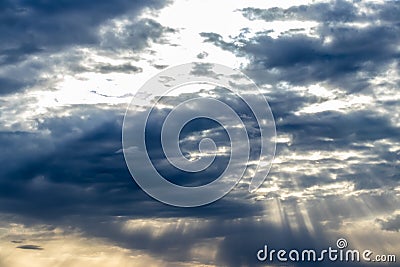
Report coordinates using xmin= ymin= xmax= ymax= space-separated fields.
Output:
xmin=0 ymin=77 xmax=29 ymax=95
xmin=94 ymin=63 xmax=142 ymax=74
xmin=0 ymin=44 xmax=43 ymax=66
xmin=100 ymin=18 xmax=177 ymax=52
xmin=270 ymin=102 xmax=400 ymax=190
xmin=240 ymin=0 xmax=400 ymax=24
xmin=201 ymin=0 xmax=400 ymax=89
xmin=0 ymin=103 xmax=264 ymax=222
xmin=0 ymin=54 xmax=53 ymax=95
xmin=0 ymin=0 xmax=167 ymax=62
xmin=0 ymin=89 xmax=270 ymax=265
xmin=278 ymin=110 xmax=399 ymax=150
xmin=1 ymin=0 xmax=399 ymax=265
xmin=0 ymin=91 xmax=397 ymax=265
xmin=0 ymin=96 xmax=398 ymax=266
xmin=240 ymin=0 xmax=358 ymax=23
xmin=377 ymin=215 xmax=400 ymax=232
xmin=0 ymin=107 xmax=147 ymax=220
xmin=0 ymin=0 xmax=172 ymax=95
xmin=16 ymin=244 xmax=43 ymax=250
xmin=243 ymin=25 xmax=400 ymax=88
xmin=197 ymin=0 xmax=400 ymax=201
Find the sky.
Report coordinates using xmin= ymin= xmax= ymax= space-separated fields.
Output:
xmin=0 ymin=0 xmax=399 ymax=266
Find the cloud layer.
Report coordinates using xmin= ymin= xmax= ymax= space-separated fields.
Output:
xmin=0 ymin=0 xmax=399 ymax=266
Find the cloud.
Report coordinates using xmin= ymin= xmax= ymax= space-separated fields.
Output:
xmin=241 ymin=0 xmax=400 ymax=25
xmin=0 ymin=0 xmax=399 ymax=266
xmin=377 ymin=214 xmax=400 ymax=232
xmin=0 ymin=77 xmax=29 ymax=95
xmin=197 ymin=0 xmax=400 ymax=194
xmin=0 ymin=100 xmax=265 ymax=221
xmin=199 ymin=32 xmax=236 ymax=52
xmin=0 ymin=83 xmax=398 ymax=265
xmin=242 ymin=25 xmax=399 ymax=89
xmin=0 ymin=0 xmax=167 ymax=62
xmin=240 ymin=0 xmax=358 ymax=23
xmin=201 ymin=0 xmax=400 ymax=91
xmin=16 ymin=245 xmax=43 ymax=250
xmin=0 ymin=1 xmax=172 ymax=96
xmin=95 ymin=63 xmax=142 ymax=74
xmin=99 ymin=18 xmax=177 ymax=52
